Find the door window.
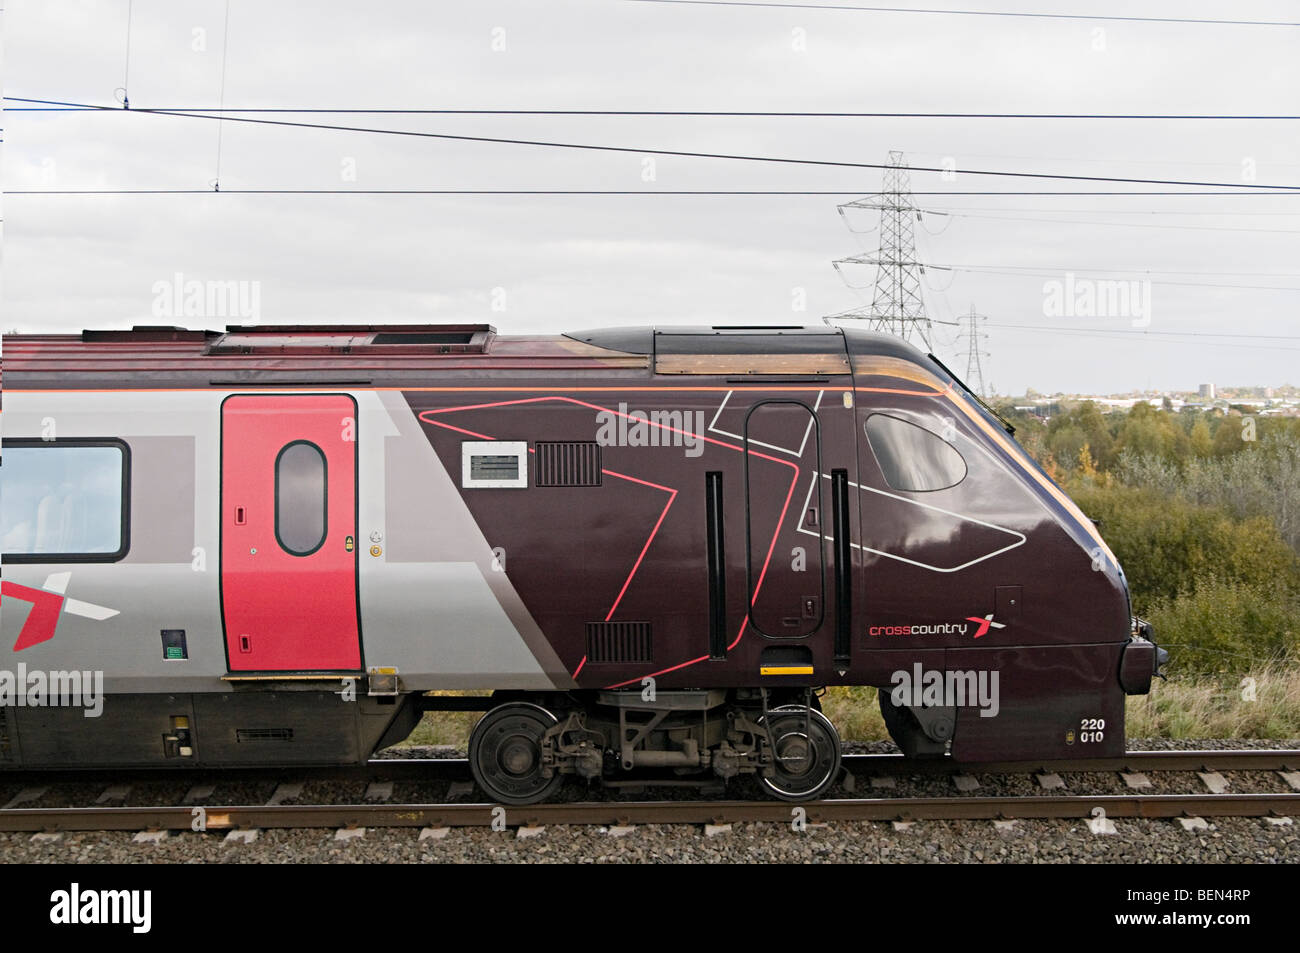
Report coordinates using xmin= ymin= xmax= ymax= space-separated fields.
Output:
xmin=275 ymin=441 xmax=327 ymax=555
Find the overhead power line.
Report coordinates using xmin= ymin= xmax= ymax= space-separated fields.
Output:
xmin=213 ymin=0 xmax=232 ymax=191
xmin=7 ymin=97 xmax=1300 ymax=191
xmin=925 ymin=205 xmax=1300 ymax=216
xmin=116 ymin=0 xmax=133 ymax=110
xmin=12 ymin=188 xmax=1300 ymax=197
xmin=938 ymin=266 xmax=1300 ymax=292
xmin=624 ymin=0 xmax=1300 ymax=28
xmin=932 ymin=262 xmax=1300 ymax=278
xmin=985 ymin=324 xmax=1300 ymax=341
xmin=982 ymin=325 xmax=1300 ymax=352
xmin=8 ymin=100 xmax=1298 ymax=120
xmin=924 ymin=209 xmax=1300 ymax=234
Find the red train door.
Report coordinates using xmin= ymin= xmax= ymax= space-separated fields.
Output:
xmin=221 ymin=394 xmax=361 ymax=672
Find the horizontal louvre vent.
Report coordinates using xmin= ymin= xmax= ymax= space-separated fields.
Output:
xmin=586 ymin=621 xmax=652 ymax=664
xmin=236 ymin=727 xmax=295 ymax=743
xmin=0 ymin=708 xmax=11 ymax=762
xmin=371 ymin=332 xmax=474 ymax=345
xmin=535 ymin=441 xmax=602 ymax=487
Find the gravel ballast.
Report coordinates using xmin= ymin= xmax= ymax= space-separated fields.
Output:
xmin=1 ymin=815 xmax=1296 ymax=864
xmin=3 ymin=739 xmax=1296 ymax=863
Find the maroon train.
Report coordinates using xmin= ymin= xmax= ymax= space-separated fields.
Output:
xmin=0 ymin=324 xmax=1163 ymax=803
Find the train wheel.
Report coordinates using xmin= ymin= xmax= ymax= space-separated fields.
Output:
xmin=877 ymin=688 xmax=946 ymax=758
xmin=468 ymin=702 xmax=565 ymax=805
xmin=758 ymin=705 xmax=842 ymax=802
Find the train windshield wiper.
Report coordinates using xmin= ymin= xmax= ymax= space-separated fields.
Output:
xmin=927 ymin=353 xmax=1016 ymax=436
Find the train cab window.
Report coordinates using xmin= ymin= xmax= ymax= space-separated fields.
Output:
xmin=0 ymin=440 xmax=130 ymax=561
xmin=461 ymin=441 xmax=529 ymax=489
xmin=865 ymin=414 xmax=967 ymax=492
xmin=275 ymin=441 xmax=327 ymax=555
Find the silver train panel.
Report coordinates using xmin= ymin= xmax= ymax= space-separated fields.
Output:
xmin=1 ymin=389 xmax=563 ymax=693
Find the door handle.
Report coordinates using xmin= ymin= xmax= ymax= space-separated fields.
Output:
xmin=234 ymin=506 xmax=247 ymax=525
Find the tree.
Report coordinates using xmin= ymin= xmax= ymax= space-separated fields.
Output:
xmin=1189 ymin=417 xmax=1213 ymax=457
xmin=1212 ymin=415 xmax=1244 ymax=456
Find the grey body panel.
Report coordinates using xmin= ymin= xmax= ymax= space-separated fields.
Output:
xmin=1 ymin=390 xmax=564 ymax=694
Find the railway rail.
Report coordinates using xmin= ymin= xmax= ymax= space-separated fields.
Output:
xmin=4 ymin=747 xmax=1299 ymax=785
xmin=2 ymin=749 xmax=1297 ymax=834
xmin=0 ymin=794 xmax=1298 ymax=833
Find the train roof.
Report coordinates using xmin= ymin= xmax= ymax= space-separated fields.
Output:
xmin=0 ymin=323 xmax=939 ymax=390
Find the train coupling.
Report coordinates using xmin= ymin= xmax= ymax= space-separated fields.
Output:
xmin=1119 ymin=617 xmax=1166 ymax=694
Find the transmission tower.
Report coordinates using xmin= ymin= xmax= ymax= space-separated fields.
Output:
xmin=960 ymin=305 xmax=989 ymax=396
xmin=826 ymin=151 xmax=933 ymax=348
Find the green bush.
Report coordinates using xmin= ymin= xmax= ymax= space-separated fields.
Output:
xmin=1144 ymin=578 xmax=1300 ymax=675
xmin=1069 ymin=483 xmax=1300 ymax=606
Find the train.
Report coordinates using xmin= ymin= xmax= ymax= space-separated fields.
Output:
xmin=0 ymin=323 xmax=1165 ymax=803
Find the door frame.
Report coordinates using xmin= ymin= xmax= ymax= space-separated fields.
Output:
xmin=742 ymin=398 xmax=827 ymax=640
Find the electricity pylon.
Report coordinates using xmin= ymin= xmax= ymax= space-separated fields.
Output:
xmin=826 ymin=151 xmax=933 ymax=348
xmin=959 ymin=305 xmax=989 ymax=396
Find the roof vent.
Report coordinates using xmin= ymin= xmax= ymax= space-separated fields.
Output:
xmin=206 ymin=325 xmax=495 ymax=355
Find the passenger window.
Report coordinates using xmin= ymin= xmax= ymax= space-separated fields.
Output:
xmin=1 ymin=441 xmax=129 ymax=559
xmin=865 ymin=414 xmax=967 ymax=492
xmin=275 ymin=441 xmax=327 ymax=555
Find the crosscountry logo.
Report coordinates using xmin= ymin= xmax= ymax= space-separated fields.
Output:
xmin=965 ymin=613 xmax=1007 ymax=639
xmin=869 ymin=612 xmax=1007 ymax=639
xmin=1 ymin=573 xmax=120 ymax=652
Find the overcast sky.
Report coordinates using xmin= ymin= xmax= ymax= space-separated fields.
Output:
xmin=4 ymin=0 xmax=1298 ymax=394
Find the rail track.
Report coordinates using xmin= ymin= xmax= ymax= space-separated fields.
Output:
xmin=1 ymin=793 xmax=1299 ymax=833
xmin=2 ymin=749 xmax=1297 ymax=834
xmin=5 ymin=747 xmax=1299 ymax=785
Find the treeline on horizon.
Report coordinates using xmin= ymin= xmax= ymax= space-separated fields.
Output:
xmin=997 ymin=399 xmax=1300 ymax=675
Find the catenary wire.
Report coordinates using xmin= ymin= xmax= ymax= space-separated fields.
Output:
xmin=6 ymin=98 xmax=1299 ymax=191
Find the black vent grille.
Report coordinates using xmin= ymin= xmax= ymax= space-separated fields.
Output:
xmin=586 ymin=621 xmax=653 ymax=663
xmin=0 ymin=708 xmax=11 ymax=762
xmin=535 ymin=442 xmax=602 ymax=487
xmin=236 ymin=727 xmax=294 ymax=743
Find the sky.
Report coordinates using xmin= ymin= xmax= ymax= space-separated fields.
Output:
xmin=3 ymin=0 xmax=1298 ymax=395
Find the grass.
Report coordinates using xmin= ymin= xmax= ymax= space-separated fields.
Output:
xmin=1124 ymin=664 xmax=1300 ymax=740
xmin=396 ymin=669 xmax=1300 ymax=751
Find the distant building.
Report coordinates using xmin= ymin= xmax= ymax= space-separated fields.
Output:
xmin=1198 ymin=383 xmax=1215 ymax=399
